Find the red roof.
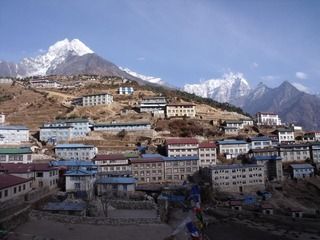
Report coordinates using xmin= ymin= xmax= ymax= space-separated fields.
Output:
xmin=166 ymin=138 xmax=199 ymax=145
xmin=199 ymin=141 xmax=216 ymax=148
xmin=0 ymin=163 xmax=56 ymax=173
xmin=93 ymin=154 xmax=126 ymax=161
xmin=0 ymin=174 xmax=32 ymax=190
xmin=130 ymin=158 xmax=164 ymax=164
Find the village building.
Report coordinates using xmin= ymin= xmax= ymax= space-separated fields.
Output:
xmin=0 ymin=78 xmax=13 ymax=84
xmin=139 ymin=96 xmax=167 ymax=113
xmin=278 ymin=143 xmax=310 ymax=162
xmin=241 ymin=119 xmax=254 ymax=127
xmin=166 ymin=103 xmax=196 ymax=118
xmin=0 ymin=174 xmax=32 ymax=202
xmin=252 ymin=155 xmax=283 ymax=181
xmin=0 ymin=147 xmax=33 ymax=163
xmin=50 ymin=160 xmax=98 ymax=172
xmin=0 ymin=125 xmax=29 ymax=145
xmin=198 ymin=142 xmax=217 ymax=167
xmin=222 ymin=126 xmax=239 ymax=135
xmin=0 ymin=163 xmax=59 ymax=189
xmin=79 ymin=93 xmax=113 ymax=106
xmin=309 ymin=143 xmax=320 ymax=168
xmin=29 ymin=79 xmax=61 ymax=88
xmin=217 ymin=139 xmax=249 ymax=159
xmin=303 ymin=131 xmax=320 ymax=142
xmin=248 ymin=136 xmax=273 ymax=150
xmin=93 ymin=122 xmax=151 ymax=132
xmin=65 ymin=169 xmax=96 ymax=199
xmin=96 ymin=177 xmax=136 ymax=197
xmin=256 ymin=112 xmax=282 ymax=126
xmin=210 ymin=164 xmax=265 ymax=193
xmin=130 ymin=157 xmax=165 ymax=184
xmin=42 ymin=200 xmax=87 ymax=216
xmin=93 ymin=154 xmax=131 ymax=176
xmin=248 ymin=148 xmax=279 ymax=158
xmin=166 ymin=138 xmax=199 ymax=157
xmin=55 ymin=144 xmax=98 ymax=160
xmin=223 ymin=120 xmax=244 ymax=129
xmin=274 ymin=128 xmax=295 ymax=143
xmin=289 ymin=164 xmax=314 ymax=179
xmin=118 ymin=87 xmax=134 ymax=95
xmin=163 ymin=156 xmax=199 ymax=183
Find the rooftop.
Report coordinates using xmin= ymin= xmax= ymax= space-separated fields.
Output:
xmin=0 ymin=174 xmax=32 ymax=190
xmin=55 ymin=144 xmax=95 ymax=149
xmin=93 ymin=154 xmax=126 ymax=161
xmin=252 ymin=156 xmax=282 ymax=161
xmin=50 ymin=160 xmax=96 ymax=167
xmin=166 ymin=138 xmax=198 ymax=145
xmin=163 ymin=156 xmax=199 ymax=161
xmin=53 ymin=118 xmax=90 ymax=123
xmin=0 ymin=147 xmax=32 ymax=154
xmin=167 ymin=102 xmax=195 ymax=106
xmin=199 ymin=141 xmax=217 ymax=148
xmin=290 ymin=164 xmax=314 ymax=169
xmin=0 ymin=163 xmax=57 ymax=173
xmin=0 ymin=125 xmax=29 ymax=130
xmin=217 ymin=139 xmax=247 ymax=145
xmin=211 ymin=164 xmax=260 ymax=170
xmin=96 ymin=177 xmax=136 ymax=184
xmin=65 ymin=169 xmax=96 ymax=176
xmin=94 ymin=122 xmax=150 ymax=127
xmin=82 ymin=93 xmax=112 ymax=97
xmin=130 ymin=158 xmax=164 ymax=163
xmin=249 ymin=136 xmax=271 ymax=141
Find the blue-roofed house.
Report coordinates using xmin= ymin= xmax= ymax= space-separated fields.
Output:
xmin=163 ymin=156 xmax=199 ymax=183
xmin=248 ymin=136 xmax=273 ymax=150
xmin=42 ymin=200 xmax=87 ymax=216
xmin=96 ymin=177 xmax=136 ymax=197
xmin=217 ymin=139 xmax=249 ymax=159
xmin=252 ymin=156 xmax=283 ymax=181
xmin=50 ymin=160 xmax=98 ymax=172
xmin=289 ymin=164 xmax=314 ymax=179
xmin=55 ymin=144 xmax=98 ymax=160
xmin=0 ymin=125 xmax=29 ymax=145
xmin=65 ymin=169 xmax=96 ymax=199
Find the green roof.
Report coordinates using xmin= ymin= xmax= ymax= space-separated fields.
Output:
xmin=0 ymin=147 xmax=32 ymax=154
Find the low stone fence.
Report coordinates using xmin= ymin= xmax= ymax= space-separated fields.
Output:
xmin=108 ymin=200 xmax=156 ymax=210
xmin=30 ymin=210 xmax=161 ymax=225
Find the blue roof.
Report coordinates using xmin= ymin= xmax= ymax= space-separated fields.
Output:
xmin=65 ymin=169 xmax=96 ymax=176
xmin=217 ymin=140 xmax=247 ymax=145
xmin=96 ymin=177 xmax=136 ymax=184
xmin=163 ymin=156 xmax=199 ymax=161
xmin=253 ymin=156 xmax=282 ymax=161
xmin=142 ymin=153 xmax=165 ymax=159
xmin=55 ymin=144 xmax=95 ymax=149
xmin=290 ymin=164 xmax=314 ymax=169
xmin=212 ymin=164 xmax=260 ymax=170
xmin=51 ymin=160 xmax=96 ymax=167
xmin=0 ymin=125 xmax=29 ymax=130
xmin=249 ymin=136 xmax=271 ymax=141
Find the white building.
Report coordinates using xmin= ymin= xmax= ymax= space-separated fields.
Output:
xmin=248 ymin=136 xmax=273 ymax=150
xmin=276 ymin=128 xmax=295 ymax=143
xmin=210 ymin=164 xmax=265 ymax=193
xmin=0 ymin=174 xmax=32 ymax=202
xmin=93 ymin=154 xmax=131 ymax=175
xmin=217 ymin=140 xmax=249 ymax=158
xmin=304 ymin=132 xmax=320 ymax=142
xmin=65 ymin=169 xmax=96 ymax=198
xmin=256 ymin=112 xmax=282 ymax=126
xmin=224 ymin=120 xmax=244 ymax=129
xmin=310 ymin=143 xmax=320 ymax=168
xmin=96 ymin=177 xmax=136 ymax=197
xmin=0 ymin=147 xmax=33 ymax=163
xmin=0 ymin=78 xmax=13 ymax=84
xmin=166 ymin=138 xmax=199 ymax=157
xmin=40 ymin=126 xmax=74 ymax=142
xmin=278 ymin=143 xmax=310 ymax=162
xmin=198 ymin=142 xmax=217 ymax=167
xmin=222 ymin=127 xmax=239 ymax=135
xmin=118 ymin=87 xmax=134 ymax=95
xmin=93 ymin=122 xmax=151 ymax=132
xmin=81 ymin=93 xmax=113 ymax=106
xmin=290 ymin=164 xmax=314 ymax=179
xmin=139 ymin=96 xmax=167 ymax=113
xmin=29 ymin=79 xmax=61 ymax=88
xmin=0 ymin=125 xmax=29 ymax=145
xmin=166 ymin=103 xmax=196 ymax=118
xmin=55 ymin=144 xmax=98 ymax=160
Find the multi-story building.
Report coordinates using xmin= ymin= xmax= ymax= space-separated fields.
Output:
xmin=50 ymin=160 xmax=98 ymax=172
xmin=248 ymin=136 xmax=273 ymax=150
xmin=210 ymin=164 xmax=265 ymax=193
xmin=93 ymin=154 xmax=131 ymax=176
xmin=303 ymin=132 xmax=320 ymax=142
xmin=252 ymin=156 xmax=283 ymax=181
xmin=118 ymin=87 xmax=134 ymax=95
xmin=222 ymin=127 xmax=239 ymax=135
xmin=275 ymin=128 xmax=295 ymax=143
xmin=248 ymin=148 xmax=279 ymax=158
xmin=217 ymin=139 xmax=249 ymax=158
xmin=0 ymin=125 xmax=29 ymax=145
xmin=223 ymin=120 xmax=244 ymax=129
xmin=55 ymin=144 xmax=98 ymax=160
xmin=130 ymin=157 xmax=165 ymax=184
xmin=310 ymin=143 xmax=320 ymax=168
xmin=289 ymin=164 xmax=314 ymax=179
xmin=278 ymin=143 xmax=310 ymax=162
xmin=139 ymin=96 xmax=167 ymax=113
xmin=166 ymin=138 xmax=199 ymax=157
xmin=0 ymin=147 xmax=33 ymax=163
xmin=256 ymin=112 xmax=282 ymax=126
xmin=96 ymin=177 xmax=136 ymax=197
xmin=241 ymin=119 xmax=254 ymax=127
xmin=81 ymin=93 xmax=113 ymax=106
xmin=163 ymin=156 xmax=199 ymax=183
xmin=93 ymin=122 xmax=151 ymax=132
xmin=166 ymin=103 xmax=196 ymax=118
xmin=0 ymin=174 xmax=33 ymax=202
xmin=65 ymin=169 xmax=96 ymax=198
xmin=198 ymin=142 xmax=217 ymax=167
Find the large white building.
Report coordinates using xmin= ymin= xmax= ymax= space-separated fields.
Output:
xmin=248 ymin=136 xmax=273 ymax=150
xmin=29 ymin=79 xmax=61 ymax=88
xmin=278 ymin=143 xmax=310 ymax=162
xmin=55 ymin=144 xmax=98 ymax=160
xmin=217 ymin=139 xmax=249 ymax=158
xmin=166 ymin=103 xmax=196 ymax=118
xmin=93 ymin=122 xmax=151 ymax=132
xmin=290 ymin=164 xmax=314 ymax=179
xmin=93 ymin=154 xmax=131 ymax=175
xmin=65 ymin=169 xmax=96 ymax=198
xmin=210 ymin=164 xmax=265 ymax=193
xmin=118 ymin=87 xmax=134 ymax=95
xmin=256 ymin=112 xmax=282 ymax=126
xmin=198 ymin=142 xmax=217 ymax=167
xmin=0 ymin=174 xmax=33 ymax=202
xmin=0 ymin=125 xmax=29 ymax=145
xmin=81 ymin=93 xmax=113 ymax=106
xmin=139 ymin=96 xmax=167 ymax=113
xmin=275 ymin=128 xmax=295 ymax=143
xmin=166 ymin=138 xmax=199 ymax=157
xmin=0 ymin=147 xmax=33 ymax=163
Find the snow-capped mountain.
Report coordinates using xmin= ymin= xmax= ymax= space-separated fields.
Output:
xmin=120 ymin=67 xmax=166 ymax=85
xmin=20 ymin=39 xmax=94 ymax=76
xmin=183 ymin=72 xmax=251 ymax=103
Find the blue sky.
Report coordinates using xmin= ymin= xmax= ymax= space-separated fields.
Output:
xmin=0 ymin=0 xmax=320 ymax=92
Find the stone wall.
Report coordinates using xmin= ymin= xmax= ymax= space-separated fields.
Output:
xmin=108 ymin=200 xmax=156 ymax=210
xmin=30 ymin=210 xmax=161 ymax=225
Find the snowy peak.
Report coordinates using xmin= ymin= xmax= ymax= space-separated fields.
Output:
xmin=120 ymin=67 xmax=166 ymax=85
xmin=183 ymin=72 xmax=251 ymax=103
xmin=20 ymin=39 xmax=94 ymax=76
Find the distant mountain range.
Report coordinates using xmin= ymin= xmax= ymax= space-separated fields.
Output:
xmin=0 ymin=39 xmax=164 ymax=86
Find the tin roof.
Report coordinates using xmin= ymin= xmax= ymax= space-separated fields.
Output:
xmin=0 ymin=174 xmax=32 ymax=190
xmin=0 ymin=147 xmax=32 ymax=154
xmin=166 ymin=138 xmax=198 ymax=145
xmin=55 ymin=144 xmax=95 ymax=149
xmin=290 ymin=164 xmax=314 ymax=169
xmin=0 ymin=125 xmax=29 ymax=130
xmin=96 ymin=177 xmax=136 ymax=184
